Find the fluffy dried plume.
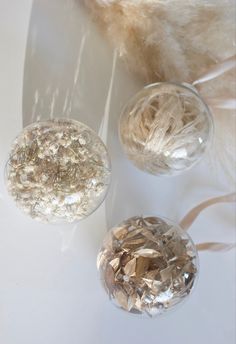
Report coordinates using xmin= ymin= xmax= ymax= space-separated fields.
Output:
xmin=82 ymin=0 xmax=236 ymax=186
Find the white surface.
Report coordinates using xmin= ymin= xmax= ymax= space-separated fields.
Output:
xmin=0 ymin=1 xmax=235 ymax=344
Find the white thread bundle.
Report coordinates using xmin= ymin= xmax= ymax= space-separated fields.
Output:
xmin=119 ymin=83 xmax=213 ymax=175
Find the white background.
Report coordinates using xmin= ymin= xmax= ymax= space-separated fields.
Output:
xmin=0 ymin=1 xmax=235 ymax=343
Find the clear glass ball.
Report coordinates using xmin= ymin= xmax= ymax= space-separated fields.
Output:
xmin=119 ymin=82 xmax=213 ymax=176
xmin=97 ymin=216 xmax=199 ymax=317
xmin=5 ymin=119 xmax=111 ymax=224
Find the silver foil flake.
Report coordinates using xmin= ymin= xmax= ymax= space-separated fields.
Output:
xmin=98 ymin=216 xmax=198 ymax=317
xmin=6 ymin=119 xmax=111 ymax=223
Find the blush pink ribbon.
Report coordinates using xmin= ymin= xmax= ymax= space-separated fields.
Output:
xmin=180 ymin=56 xmax=236 ymax=252
xmin=180 ymin=192 xmax=236 ymax=252
xmin=193 ymin=54 xmax=236 ymax=110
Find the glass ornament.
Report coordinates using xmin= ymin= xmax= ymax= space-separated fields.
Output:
xmin=97 ymin=216 xmax=199 ymax=317
xmin=119 ymin=82 xmax=213 ymax=176
xmin=5 ymin=119 xmax=111 ymax=224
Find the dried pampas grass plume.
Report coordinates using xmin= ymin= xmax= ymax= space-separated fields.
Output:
xmin=82 ymin=0 xmax=235 ymax=84
xmin=82 ymin=0 xmax=236 ymax=186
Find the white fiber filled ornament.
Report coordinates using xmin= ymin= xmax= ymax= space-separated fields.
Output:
xmin=5 ymin=119 xmax=111 ymax=223
xmin=84 ymin=0 xmax=236 ymax=184
xmin=119 ymin=83 xmax=213 ymax=176
xmin=97 ymin=216 xmax=199 ymax=317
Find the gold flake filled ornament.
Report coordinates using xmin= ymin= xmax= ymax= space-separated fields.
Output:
xmin=97 ymin=193 xmax=236 ymax=317
xmin=5 ymin=119 xmax=111 ymax=223
xmin=98 ymin=216 xmax=199 ymax=317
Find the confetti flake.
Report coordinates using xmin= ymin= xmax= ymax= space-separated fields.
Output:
xmin=98 ymin=216 xmax=198 ymax=317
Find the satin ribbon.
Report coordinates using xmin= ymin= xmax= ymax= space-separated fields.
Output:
xmin=179 ymin=192 xmax=236 ymax=252
xmin=192 ymin=54 xmax=236 ymax=110
xmin=186 ymin=56 xmax=236 ymax=252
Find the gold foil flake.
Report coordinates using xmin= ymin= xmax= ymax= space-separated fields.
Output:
xmin=114 ymin=289 xmax=129 ymax=310
xmin=6 ymin=119 xmax=111 ymax=224
xmin=109 ymin=258 xmax=120 ymax=271
xmin=113 ymin=226 xmax=128 ymax=240
xmin=122 ymin=237 xmax=146 ymax=249
xmin=141 ymin=228 xmax=160 ymax=243
xmin=103 ymin=264 xmax=115 ymax=293
xmin=135 ymin=257 xmax=150 ymax=277
xmin=134 ymin=295 xmax=142 ymax=311
xmin=160 ymin=266 xmax=174 ymax=282
xmin=123 ymin=282 xmax=134 ymax=295
xmin=127 ymin=293 xmax=137 ymax=311
xmin=98 ymin=216 xmax=198 ymax=317
xmin=125 ymin=227 xmax=143 ymax=239
xmin=123 ymin=258 xmax=136 ymax=276
xmin=134 ymin=248 xmax=162 ymax=258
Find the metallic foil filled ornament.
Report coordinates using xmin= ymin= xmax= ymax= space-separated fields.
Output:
xmin=5 ymin=119 xmax=111 ymax=223
xmin=97 ymin=215 xmax=199 ymax=317
xmin=119 ymin=82 xmax=213 ymax=176
xmin=97 ymin=193 xmax=236 ymax=317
